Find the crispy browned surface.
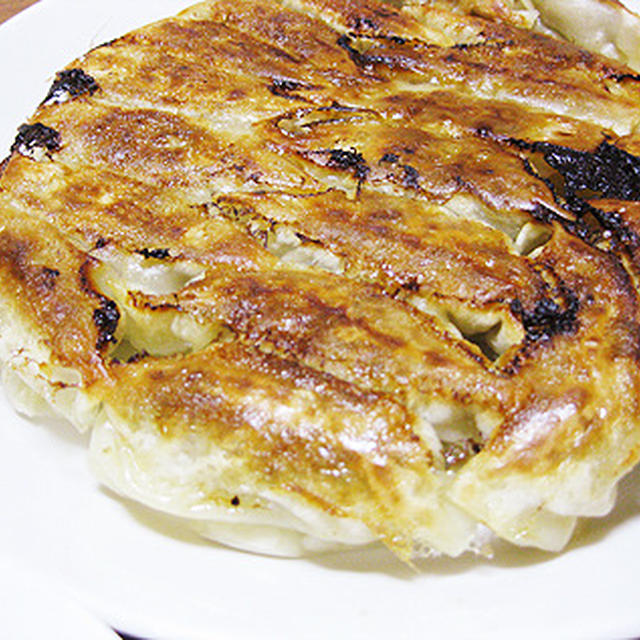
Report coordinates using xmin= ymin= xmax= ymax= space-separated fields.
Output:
xmin=1 ymin=0 xmax=640 ymax=555
xmin=104 ymin=339 xmax=444 ymax=549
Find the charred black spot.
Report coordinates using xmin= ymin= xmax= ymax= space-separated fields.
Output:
xmin=565 ymin=195 xmax=637 ymax=246
xmin=327 ymin=148 xmax=370 ymax=182
xmin=230 ymin=495 xmax=240 ymax=506
xmin=531 ymin=141 xmax=640 ymax=202
xmin=11 ymin=123 xmax=61 ymax=157
xmin=609 ymin=71 xmax=640 ymax=83
xmin=93 ymin=237 xmax=108 ymax=249
xmin=518 ymin=140 xmax=640 ymax=250
xmin=93 ymin=297 xmax=120 ymax=350
xmin=294 ymin=231 xmax=324 ymax=247
xmin=380 ymin=152 xmax=399 ymax=164
xmin=400 ymin=164 xmax=420 ymax=189
xmin=269 ymin=78 xmax=303 ymax=99
xmin=530 ymin=202 xmax=593 ymax=244
xmin=43 ymin=68 xmax=99 ymax=104
xmin=135 ymin=247 xmax=171 ymax=260
xmin=510 ymin=288 xmax=579 ymax=343
xmin=337 ymin=34 xmax=403 ymax=69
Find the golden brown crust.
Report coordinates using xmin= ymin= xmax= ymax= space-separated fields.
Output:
xmin=1 ymin=0 xmax=640 ymax=556
xmin=102 ymin=340 xmax=441 ymax=551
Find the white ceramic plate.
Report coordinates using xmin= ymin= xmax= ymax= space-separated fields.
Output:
xmin=1 ymin=2 xmax=640 ymax=639
xmin=0 ymin=553 xmax=121 ymax=640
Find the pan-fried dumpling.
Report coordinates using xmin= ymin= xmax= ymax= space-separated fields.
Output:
xmin=1 ymin=0 xmax=640 ymax=559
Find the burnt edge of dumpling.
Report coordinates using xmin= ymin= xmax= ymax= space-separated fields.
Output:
xmin=337 ymin=31 xmax=427 ymax=70
xmin=10 ymin=123 xmax=61 ymax=159
xmin=510 ymin=290 xmax=580 ymax=344
xmin=513 ymin=138 xmax=640 ymax=250
xmin=304 ymin=146 xmax=370 ymax=194
xmin=79 ymin=259 xmax=121 ymax=352
xmin=608 ymin=70 xmax=640 ymax=84
xmin=525 ymin=140 xmax=640 ymax=202
xmin=0 ymin=155 xmax=10 ymax=179
xmin=529 ymin=202 xmax=593 ymax=244
xmin=43 ymin=68 xmax=100 ymax=105
xmin=269 ymin=78 xmax=303 ymax=98
xmin=503 ymin=277 xmax=581 ymax=376
xmin=135 ymin=247 xmax=171 ymax=260
xmin=93 ymin=297 xmax=120 ymax=350
xmin=326 ymin=147 xmax=370 ymax=180
xmin=337 ymin=33 xmax=384 ymax=69
xmin=268 ymin=78 xmax=320 ymax=102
